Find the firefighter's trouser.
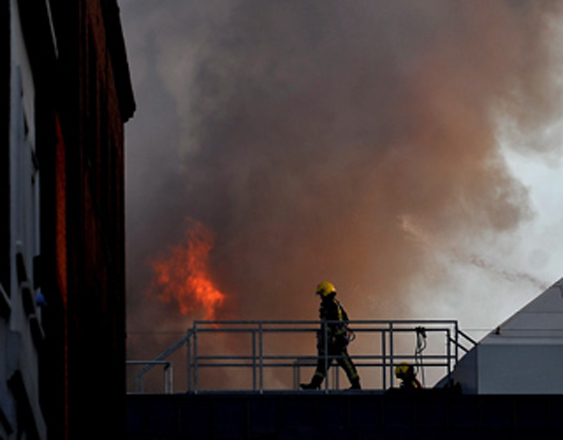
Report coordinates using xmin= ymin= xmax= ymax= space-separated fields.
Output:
xmin=311 ymin=339 xmax=359 ymax=386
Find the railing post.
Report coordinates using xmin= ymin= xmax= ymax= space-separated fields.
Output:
xmin=336 ymin=367 xmax=340 ymax=390
xmin=164 ymin=362 xmax=173 ymax=394
xmin=252 ymin=328 xmax=257 ymax=391
xmin=454 ymin=321 xmax=459 ymax=362
xmin=446 ymin=327 xmax=452 ymax=379
xmin=258 ymin=322 xmax=264 ymax=393
xmin=194 ymin=323 xmax=199 ymax=394
xmin=186 ymin=329 xmax=192 ymax=393
xmin=135 ymin=374 xmax=144 ymax=394
xmin=381 ymin=329 xmax=386 ymax=390
xmin=323 ymin=320 xmax=329 ymax=393
xmin=389 ymin=322 xmax=394 ymax=388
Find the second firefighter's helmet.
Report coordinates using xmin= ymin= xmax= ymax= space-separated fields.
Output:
xmin=394 ymin=362 xmax=414 ymax=379
xmin=316 ymin=281 xmax=337 ymax=298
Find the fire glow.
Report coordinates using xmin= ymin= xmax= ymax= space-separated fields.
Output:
xmin=150 ymin=218 xmax=226 ymax=321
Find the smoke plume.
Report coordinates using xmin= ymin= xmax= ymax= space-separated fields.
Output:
xmin=122 ymin=0 xmax=563 ymax=377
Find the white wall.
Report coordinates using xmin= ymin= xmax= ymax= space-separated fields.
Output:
xmin=478 ymin=344 xmax=563 ymax=394
xmin=0 ymin=1 xmax=46 ymax=438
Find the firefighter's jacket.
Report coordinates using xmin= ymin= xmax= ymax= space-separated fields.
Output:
xmin=317 ymin=297 xmax=350 ymax=348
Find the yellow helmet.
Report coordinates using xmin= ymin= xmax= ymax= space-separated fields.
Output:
xmin=316 ymin=281 xmax=337 ymax=298
xmin=394 ymin=362 xmax=413 ymax=379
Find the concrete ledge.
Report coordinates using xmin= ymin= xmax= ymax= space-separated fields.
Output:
xmin=127 ymin=390 xmax=563 ymax=439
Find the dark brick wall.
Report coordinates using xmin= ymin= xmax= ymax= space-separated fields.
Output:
xmin=26 ymin=0 xmax=135 ymax=438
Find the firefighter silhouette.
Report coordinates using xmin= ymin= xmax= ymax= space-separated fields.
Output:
xmin=394 ymin=362 xmax=422 ymax=390
xmin=300 ymin=282 xmax=361 ymax=390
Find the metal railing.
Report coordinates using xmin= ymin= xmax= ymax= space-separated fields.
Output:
xmin=127 ymin=360 xmax=174 ymax=394
xmin=128 ymin=319 xmax=476 ymax=394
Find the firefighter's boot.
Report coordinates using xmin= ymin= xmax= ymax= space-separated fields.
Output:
xmin=349 ymin=377 xmax=361 ymax=390
xmin=300 ymin=374 xmax=323 ymax=390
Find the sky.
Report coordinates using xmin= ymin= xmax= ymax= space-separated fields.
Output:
xmin=119 ymin=0 xmax=563 ymax=386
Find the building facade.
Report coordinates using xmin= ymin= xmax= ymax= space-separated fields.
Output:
xmin=441 ymin=278 xmax=563 ymax=394
xmin=2 ymin=1 xmax=135 ymax=438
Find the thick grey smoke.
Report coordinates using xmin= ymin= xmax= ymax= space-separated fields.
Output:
xmin=122 ymin=0 xmax=563 ymax=362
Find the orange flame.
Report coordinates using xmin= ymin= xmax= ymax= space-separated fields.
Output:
xmin=150 ymin=218 xmax=226 ymax=320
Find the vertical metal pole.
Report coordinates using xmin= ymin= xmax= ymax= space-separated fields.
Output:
xmin=170 ymin=363 xmax=174 ymax=394
xmin=194 ymin=324 xmax=199 ymax=394
xmin=335 ymin=367 xmax=339 ymax=390
xmin=446 ymin=328 xmax=452 ymax=379
xmin=187 ymin=330 xmax=192 ymax=393
xmin=135 ymin=375 xmax=143 ymax=394
xmin=323 ymin=320 xmax=329 ymax=393
xmin=389 ymin=322 xmax=394 ymax=389
xmin=252 ymin=329 xmax=257 ymax=391
xmin=381 ymin=330 xmax=386 ymax=390
xmin=454 ymin=322 xmax=459 ymax=362
xmin=259 ymin=322 xmax=264 ymax=393
xmin=164 ymin=365 xmax=167 ymax=394
xmin=164 ymin=363 xmax=173 ymax=394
